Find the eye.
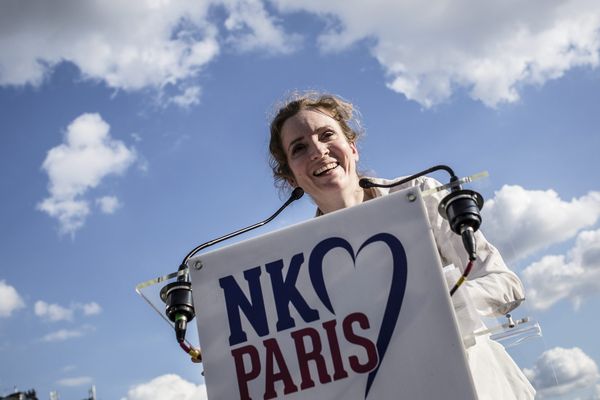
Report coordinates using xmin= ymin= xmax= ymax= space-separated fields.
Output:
xmin=320 ymin=130 xmax=336 ymax=140
xmin=290 ymin=143 xmax=306 ymax=156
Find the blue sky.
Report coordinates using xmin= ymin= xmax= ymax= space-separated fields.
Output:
xmin=1 ymin=1 xmax=600 ymax=399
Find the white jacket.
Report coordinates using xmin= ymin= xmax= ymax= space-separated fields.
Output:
xmin=360 ymin=176 xmax=536 ymax=399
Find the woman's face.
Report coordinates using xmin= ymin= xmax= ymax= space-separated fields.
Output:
xmin=280 ymin=108 xmax=359 ymax=200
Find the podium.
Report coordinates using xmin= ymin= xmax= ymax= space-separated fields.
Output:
xmin=188 ymin=187 xmax=478 ymax=399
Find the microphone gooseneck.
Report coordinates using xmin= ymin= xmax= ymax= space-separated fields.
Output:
xmin=160 ymin=187 xmax=305 ymax=356
xmin=359 ymin=165 xmax=457 ymax=190
xmin=180 ymin=187 xmax=304 ymax=267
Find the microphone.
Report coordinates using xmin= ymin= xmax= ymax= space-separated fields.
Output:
xmin=160 ymin=187 xmax=305 ymax=349
xmin=438 ymin=189 xmax=483 ymax=261
xmin=359 ymin=178 xmax=375 ymax=189
xmin=290 ymin=186 xmax=305 ymax=200
xmin=358 ymin=166 xmax=483 ymax=261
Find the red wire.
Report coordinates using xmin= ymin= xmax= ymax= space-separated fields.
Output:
xmin=463 ymin=259 xmax=473 ymax=277
xmin=449 ymin=260 xmax=474 ymax=296
xmin=179 ymin=340 xmax=191 ymax=353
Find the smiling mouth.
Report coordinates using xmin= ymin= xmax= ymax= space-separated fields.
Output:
xmin=314 ymin=162 xmax=339 ymax=176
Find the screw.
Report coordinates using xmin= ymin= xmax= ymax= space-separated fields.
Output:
xmin=506 ymin=313 xmax=516 ymax=328
xmin=194 ymin=260 xmax=203 ymax=270
xmin=407 ymin=192 xmax=416 ymax=202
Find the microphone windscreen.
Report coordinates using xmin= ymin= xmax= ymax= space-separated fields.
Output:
xmin=359 ymin=178 xmax=373 ymax=189
xmin=291 ymin=187 xmax=304 ymax=200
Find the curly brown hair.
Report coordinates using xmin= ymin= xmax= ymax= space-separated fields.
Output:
xmin=268 ymin=91 xmax=364 ymax=192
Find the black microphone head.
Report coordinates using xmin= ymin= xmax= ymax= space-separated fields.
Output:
xmin=359 ymin=178 xmax=373 ymax=189
xmin=291 ymin=187 xmax=304 ymax=200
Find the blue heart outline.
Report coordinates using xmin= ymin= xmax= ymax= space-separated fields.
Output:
xmin=308 ymin=233 xmax=408 ymax=398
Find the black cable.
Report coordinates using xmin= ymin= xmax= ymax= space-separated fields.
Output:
xmin=359 ymin=164 xmax=457 ymax=189
xmin=179 ymin=187 xmax=304 ymax=269
xmin=162 ymin=187 xmax=305 ymax=359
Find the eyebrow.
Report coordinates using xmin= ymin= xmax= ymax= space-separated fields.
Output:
xmin=286 ymin=125 xmax=335 ymax=153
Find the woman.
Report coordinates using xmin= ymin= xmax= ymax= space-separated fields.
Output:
xmin=268 ymin=92 xmax=535 ymax=399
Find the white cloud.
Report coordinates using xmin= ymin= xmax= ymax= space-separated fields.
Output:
xmin=593 ymin=383 xmax=600 ymax=399
xmin=0 ymin=0 xmax=218 ymax=105
xmin=96 ymin=196 xmax=121 ymax=214
xmin=2 ymin=1 xmax=599 ymax=108
xmin=482 ymin=185 xmax=600 ymax=262
xmin=0 ymin=0 xmax=300 ymax=105
xmin=35 ymin=300 xmax=74 ymax=322
xmin=524 ymin=347 xmax=600 ymax=398
xmin=38 ymin=113 xmax=136 ymax=235
xmin=167 ymin=85 xmax=202 ymax=108
xmin=57 ymin=376 xmax=93 ymax=387
xmin=38 ymin=198 xmax=90 ymax=236
xmin=522 ymin=228 xmax=600 ymax=311
xmin=35 ymin=300 xmax=102 ymax=321
xmin=42 ymin=328 xmax=85 ymax=342
xmin=0 ymin=280 xmax=25 ymax=317
xmin=78 ymin=302 xmax=102 ymax=316
xmin=272 ymin=0 xmax=600 ymax=107
xmin=221 ymin=0 xmax=301 ymax=54
xmin=122 ymin=374 xmax=208 ymax=400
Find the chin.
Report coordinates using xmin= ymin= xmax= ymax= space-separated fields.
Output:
xmin=316 ymin=179 xmax=352 ymax=192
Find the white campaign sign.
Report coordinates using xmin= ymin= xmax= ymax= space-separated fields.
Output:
xmin=189 ymin=188 xmax=477 ymax=400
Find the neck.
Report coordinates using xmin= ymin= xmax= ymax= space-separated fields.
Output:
xmin=315 ymin=182 xmax=368 ymax=215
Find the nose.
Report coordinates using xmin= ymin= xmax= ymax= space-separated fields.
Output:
xmin=309 ymin=139 xmax=328 ymax=160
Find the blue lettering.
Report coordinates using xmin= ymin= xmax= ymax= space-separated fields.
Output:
xmin=266 ymin=253 xmax=320 ymax=332
xmin=219 ymin=266 xmax=269 ymax=346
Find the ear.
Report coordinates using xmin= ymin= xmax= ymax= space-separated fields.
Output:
xmin=350 ymin=141 xmax=359 ymax=162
